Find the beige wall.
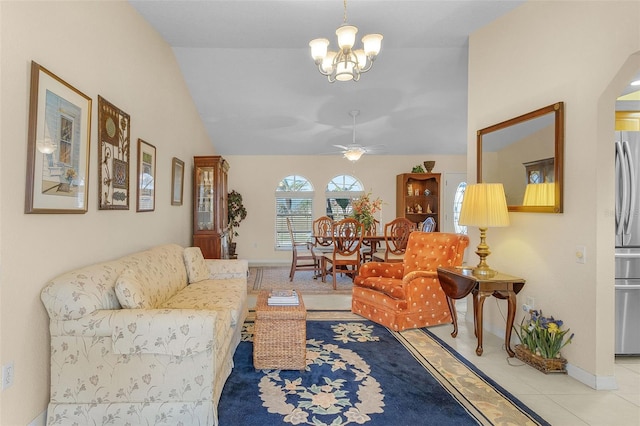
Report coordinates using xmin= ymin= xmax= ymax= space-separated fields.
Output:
xmin=468 ymin=0 xmax=640 ymax=388
xmin=225 ymin=154 xmax=466 ymax=263
xmin=0 ymin=2 xmax=215 ymax=424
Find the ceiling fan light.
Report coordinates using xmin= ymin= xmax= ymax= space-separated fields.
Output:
xmin=344 ymin=148 xmax=364 ymax=162
xmin=309 ymin=38 xmax=330 ymax=62
xmin=336 ymin=24 xmax=358 ymax=50
xmin=362 ymin=33 xmax=383 ymax=57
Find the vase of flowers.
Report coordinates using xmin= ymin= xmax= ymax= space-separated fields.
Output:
xmin=350 ymin=191 xmax=383 ymax=234
xmin=513 ymin=309 xmax=574 ymax=374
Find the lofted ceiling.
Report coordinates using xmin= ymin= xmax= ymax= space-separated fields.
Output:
xmin=136 ymin=1 xmax=640 ymax=158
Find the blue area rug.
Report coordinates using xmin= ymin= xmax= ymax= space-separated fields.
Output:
xmin=218 ymin=320 xmax=550 ymax=426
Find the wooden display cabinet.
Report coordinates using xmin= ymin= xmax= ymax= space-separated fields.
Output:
xmin=193 ymin=156 xmax=229 ymax=259
xmin=396 ymin=173 xmax=441 ymax=231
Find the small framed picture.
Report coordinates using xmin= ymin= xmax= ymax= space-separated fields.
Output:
xmin=136 ymin=139 xmax=156 ymax=212
xmin=171 ymin=157 xmax=185 ymax=206
xmin=25 ymin=61 xmax=92 ymax=213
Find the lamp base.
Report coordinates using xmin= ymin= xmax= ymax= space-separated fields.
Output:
xmin=472 ymin=265 xmax=498 ymax=278
xmin=473 ymin=227 xmax=497 ymax=277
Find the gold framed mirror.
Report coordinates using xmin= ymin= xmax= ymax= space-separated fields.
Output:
xmin=477 ymin=102 xmax=564 ymax=213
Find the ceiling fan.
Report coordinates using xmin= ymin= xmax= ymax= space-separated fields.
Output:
xmin=333 ymin=110 xmax=385 ymax=162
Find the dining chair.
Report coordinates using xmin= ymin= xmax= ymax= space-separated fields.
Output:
xmin=360 ymin=218 xmax=380 ymax=263
xmin=286 ymin=217 xmax=319 ymax=281
xmin=419 ymin=216 xmax=436 ymax=232
xmin=312 ymin=216 xmax=335 ymax=255
xmin=322 ymin=218 xmax=364 ymax=290
xmin=372 ymin=217 xmax=414 ymax=263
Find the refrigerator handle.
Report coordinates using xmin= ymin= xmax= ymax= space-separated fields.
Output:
xmin=615 ymin=141 xmax=626 ymax=235
xmin=623 ymin=140 xmax=636 ymax=233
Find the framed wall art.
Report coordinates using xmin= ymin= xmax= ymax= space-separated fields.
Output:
xmin=98 ymin=96 xmax=130 ymax=210
xmin=25 ymin=61 xmax=92 ymax=213
xmin=136 ymin=139 xmax=156 ymax=212
xmin=171 ymin=157 xmax=185 ymax=206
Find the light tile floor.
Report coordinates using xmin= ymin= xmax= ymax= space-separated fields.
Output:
xmin=248 ymin=294 xmax=640 ymax=425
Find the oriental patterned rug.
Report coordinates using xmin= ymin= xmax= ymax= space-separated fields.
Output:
xmin=218 ymin=319 xmax=550 ymax=426
xmin=248 ymin=266 xmax=353 ymax=294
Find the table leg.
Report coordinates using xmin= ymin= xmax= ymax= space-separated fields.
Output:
xmin=446 ymin=296 xmax=458 ymax=338
xmin=474 ymin=291 xmax=490 ymax=356
xmin=472 ymin=290 xmax=479 ymax=338
xmin=505 ymin=290 xmax=517 ymax=357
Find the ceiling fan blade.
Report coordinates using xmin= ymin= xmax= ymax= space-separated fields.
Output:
xmin=332 ymin=144 xmax=350 ymax=150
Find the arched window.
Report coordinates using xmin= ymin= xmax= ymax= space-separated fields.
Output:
xmin=325 ymin=175 xmax=364 ymax=220
xmin=275 ymin=175 xmax=314 ymax=249
xmin=453 ymin=182 xmax=467 ymax=234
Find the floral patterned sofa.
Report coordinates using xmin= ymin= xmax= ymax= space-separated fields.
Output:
xmin=40 ymin=244 xmax=248 ymax=426
xmin=352 ymin=232 xmax=469 ymax=331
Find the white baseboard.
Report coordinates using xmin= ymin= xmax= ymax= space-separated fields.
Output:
xmin=29 ymin=410 xmax=46 ymax=426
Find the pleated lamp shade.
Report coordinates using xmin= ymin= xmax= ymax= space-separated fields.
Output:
xmin=459 ymin=183 xmax=510 ymax=228
xmin=522 ymin=182 xmax=555 ymax=206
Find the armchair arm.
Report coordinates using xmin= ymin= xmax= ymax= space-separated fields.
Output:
xmin=111 ymin=309 xmax=216 ymax=356
xmin=205 ymin=258 xmax=248 ymax=279
xmin=402 ymin=270 xmax=438 ymax=284
xmin=357 ymin=262 xmax=405 ymax=279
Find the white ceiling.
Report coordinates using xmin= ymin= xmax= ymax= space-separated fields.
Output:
xmin=129 ymin=1 xmax=573 ymax=158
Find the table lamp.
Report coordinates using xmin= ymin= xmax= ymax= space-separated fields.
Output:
xmin=459 ymin=183 xmax=510 ymax=277
xmin=522 ymin=182 xmax=555 ymax=206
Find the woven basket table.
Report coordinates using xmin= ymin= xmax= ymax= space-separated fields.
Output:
xmin=253 ymin=290 xmax=307 ymax=370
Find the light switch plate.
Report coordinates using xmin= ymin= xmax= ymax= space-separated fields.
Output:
xmin=576 ymin=246 xmax=586 ymax=264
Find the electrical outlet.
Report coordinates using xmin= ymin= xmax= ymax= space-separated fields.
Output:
xmin=2 ymin=362 xmax=14 ymax=390
xmin=526 ymin=296 xmax=535 ymax=309
xmin=576 ymin=245 xmax=586 ymax=264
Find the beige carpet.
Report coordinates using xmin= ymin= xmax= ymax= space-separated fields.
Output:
xmin=248 ymin=265 xmax=354 ymax=294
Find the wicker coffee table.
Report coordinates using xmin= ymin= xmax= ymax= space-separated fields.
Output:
xmin=253 ymin=290 xmax=307 ymax=370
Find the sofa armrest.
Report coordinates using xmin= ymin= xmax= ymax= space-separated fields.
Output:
xmin=205 ymin=259 xmax=248 ymax=279
xmin=111 ymin=309 xmax=216 ymax=356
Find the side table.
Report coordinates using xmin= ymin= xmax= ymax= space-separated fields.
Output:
xmin=437 ymin=266 xmax=525 ymax=357
xmin=253 ymin=290 xmax=307 ymax=370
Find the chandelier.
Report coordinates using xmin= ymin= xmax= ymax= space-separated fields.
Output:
xmin=309 ymin=0 xmax=383 ymax=82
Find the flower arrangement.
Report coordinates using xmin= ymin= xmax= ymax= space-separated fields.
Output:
xmin=65 ymin=168 xmax=77 ymax=183
xmin=514 ymin=309 xmax=574 ymax=359
xmin=350 ymin=191 xmax=383 ymax=232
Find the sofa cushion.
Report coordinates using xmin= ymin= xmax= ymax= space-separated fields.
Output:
xmin=183 ymin=247 xmax=209 ymax=283
xmin=160 ymin=278 xmax=247 ymax=327
xmin=114 ymin=269 xmax=153 ymax=309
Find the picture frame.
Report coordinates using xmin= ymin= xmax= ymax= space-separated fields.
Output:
xmin=136 ymin=139 xmax=156 ymax=212
xmin=25 ymin=61 xmax=92 ymax=213
xmin=171 ymin=157 xmax=185 ymax=206
xmin=98 ymin=96 xmax=130 ymax=210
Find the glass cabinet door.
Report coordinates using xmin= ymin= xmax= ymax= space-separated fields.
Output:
xmin=196 ymin=166 xmax=215 ymax=231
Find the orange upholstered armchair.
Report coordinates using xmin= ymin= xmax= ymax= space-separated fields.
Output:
xmin=352 ymin=232 xmax=469 ymax=331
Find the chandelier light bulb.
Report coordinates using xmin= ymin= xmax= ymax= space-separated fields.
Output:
xmin=362 ymin=34 xmax=383 ymax=57
xmin=309 ymin=38 xmax=329 ymax=62
xmin=336 ymin=25 xmax=358 ymax=50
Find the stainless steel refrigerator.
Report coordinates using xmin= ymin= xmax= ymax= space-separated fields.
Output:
xmin=615 ymin=130 xmax=640 ymax=355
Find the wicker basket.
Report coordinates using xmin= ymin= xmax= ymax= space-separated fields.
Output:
xmin=515 ymin=344 xmax=567 ymax=374
xmin=253 ymin=291 xmax=307 ymax=370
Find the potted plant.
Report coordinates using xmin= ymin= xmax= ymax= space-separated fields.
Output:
xmin=513 ymin=309 xmax=574 ymax=373
xmin=227 ymin=190 xmax=247 ymax=257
